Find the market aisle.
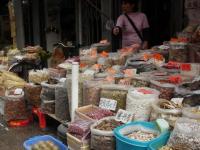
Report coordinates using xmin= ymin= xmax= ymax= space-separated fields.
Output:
xmin=0 ymin=115 xmax=58 ymax=150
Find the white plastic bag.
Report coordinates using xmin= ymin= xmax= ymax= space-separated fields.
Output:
xmin=126 ymin=87 xmax=160 ymax=121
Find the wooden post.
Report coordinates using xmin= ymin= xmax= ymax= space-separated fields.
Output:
xmin=8 ymin=0 xmax=17 ymax=48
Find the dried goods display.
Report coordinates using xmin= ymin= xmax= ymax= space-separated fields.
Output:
xmin=182 ymin=94 xmax=200 ymax=107
xmin=31 ymin=141 xmax=59 ymax=150
xmin=80 ymin=56 xmax=97 ymax=67
xmin=41 ymin=100 xmax=55 ymax=114
xmin=82 ymin=80 xmax=101 ymax=106
xmin=0 ymin=71 xmax=26 ymax=89
xmin=167 ymin=118 xmax=200 ymax=150
xmin=68 ymin=119 xmax=93 ymax=138
xmin=94 ymin=119 xmax=123 ymax=131
xmin=100 ymin=85 xmax=129 ymax=111
xmin=126 ymin=87 xmax=160 ymax=121
xmin=159 ymin=100 xmax=182 ymax=109
xmin=66 ymin=74 xmax=93 ymax=108
xmin=91 ymin=117 xmax=123 ymax=150
xmin=127 ymin=130 xmax=157 ymax=141
xmin=169 ymin=42 xmax=188 ymax=63
xmin=182 ymin=107 xmax=200 ymax=120
xmin=55 ymin=83 xmax=70 ymax=120
xmin=150 ymin=100 xmax=182 ymax=127
xmin=180 ymin=80 xmax=200 ymax=91
xmin=85 ymin=108 xmax=113 ymax=120
xmin=109 ymin=53 xmax=124 ymax=65
xmin=150 ymin=80 xmax=175 ymax=100
xmin=131 ymin=76 xmax=150 ymax=87
xmin=25 ymin=83 xmax=42 ymax=107
xmin=29 ymin=69 xmax=49 ymax=84
xmin=4 ymin=90 xmax=29 ymax=121
xmin=97 ymin=57 xmax=112 ymax=69
xmin=40 ymin=79 xmax=58 ymax=101
xmin=48 ymin=68 xmax=66 ymax=79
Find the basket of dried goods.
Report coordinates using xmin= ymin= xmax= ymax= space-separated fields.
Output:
xmin=75 ymin=105 xmax=114 ymax=121
xmin=150 ymin=99 xmax=182 ymax=127
xmin=91 ymin=116 xmax=123 ymax=150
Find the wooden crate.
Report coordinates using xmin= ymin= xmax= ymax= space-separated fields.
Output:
xmin=75 ymin=105 xmax=99 ymax=121
xmin=67 ymin=133 xmax=90 ymax=150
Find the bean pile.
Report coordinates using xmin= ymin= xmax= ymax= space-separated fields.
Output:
xmin=85 ymin=108 xmax=113 ymax=120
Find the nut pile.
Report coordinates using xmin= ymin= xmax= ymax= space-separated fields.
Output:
xmin=31 ymin=141 xmax=59 ymax=150
xmin=127 ymin=130 xmax=156 ymax=141
xmin=95 ymin=119 xmax=123 ymax=131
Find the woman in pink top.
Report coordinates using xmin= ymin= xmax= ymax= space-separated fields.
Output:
xmin=113 ymin=0 xmax=150 ymax=49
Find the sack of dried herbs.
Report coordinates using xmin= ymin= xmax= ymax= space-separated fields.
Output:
xmin=91 ymin=116 xmax=123 ymax=150
xmin=4 ymin=90 xmax=29 ymax=121
xmin=100 ymin=84 xmax=130 ymax=111
xmin=40 ymin=79 xmax=58 ymax=101
xmin=25 ymin=83 xmax=42 ymax=107
xmin=55 ymin=83 xmax=70 ymax=120
xmin=150 ymin=99 xmax=182 ymax=127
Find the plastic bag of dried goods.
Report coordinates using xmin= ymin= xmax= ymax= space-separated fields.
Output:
xmin=167 ymin=118 xmax=200 ymax=150
xmin=126 ymin=87 xmax=160 ymax=121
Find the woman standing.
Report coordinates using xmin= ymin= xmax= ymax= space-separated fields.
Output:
xmin=113 ymin=0 xmax=150 ymax=49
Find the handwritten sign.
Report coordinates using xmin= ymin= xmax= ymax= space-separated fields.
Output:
xmin=99 ymin=98 xmax=117 ymax=111
xmin=115 ymin=109 xmax=134 ymax=123
xmin=14 ymin=88 xmax=23 ymax=95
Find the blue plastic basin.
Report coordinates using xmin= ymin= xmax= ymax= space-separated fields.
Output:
xmin=148 ymin=133 xmax=170 ymax=150
xmin=23 ymin=135 xmax=68 ymax=150
xmin=114 ymin=121 xmax=170 ymax=150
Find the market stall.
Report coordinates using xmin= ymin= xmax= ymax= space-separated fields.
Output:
xmin=1 ymin=24 xmax=200 ymax=150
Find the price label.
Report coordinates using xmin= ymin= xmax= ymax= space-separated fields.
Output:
xmin=99 ymin=98 xmax=117 ymax=111
xmin=14 ymin=88 xmax=23 ymax=95
xmin=115 ymin=109 xmax=134 ymax=123
xmin=181 ymin=63 xmax=191 ymax=71
xmin=171 ymin=98 xmax=184 ymax=106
